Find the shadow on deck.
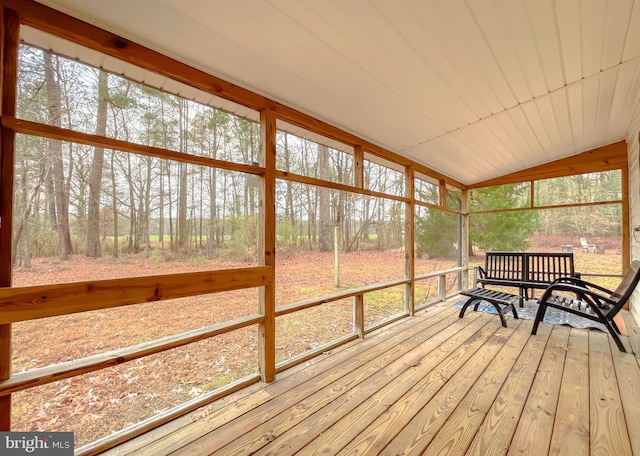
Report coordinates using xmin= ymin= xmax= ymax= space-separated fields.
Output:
xmin=105 ymin=305 xmax=640 ymax=455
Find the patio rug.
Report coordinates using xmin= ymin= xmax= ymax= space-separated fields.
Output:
xmin=451 ymin=298 xmax=607 ymax=332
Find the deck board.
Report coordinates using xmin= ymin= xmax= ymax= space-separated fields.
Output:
xmin=105 ymin=306 xmax=640 ymax=456
xmin=507 ymin=324 xmax=569 ymax=455
xmin=549 ymin=328 xmax=590 ymax=455
xmin=589 ymin=331 xmax=633 ymax=456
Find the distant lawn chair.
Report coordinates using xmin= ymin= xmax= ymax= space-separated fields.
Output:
xmin=532 ymin=260 xmax=640 ymax=352
xmin=579 ymin=237 xmax=596 ymax=253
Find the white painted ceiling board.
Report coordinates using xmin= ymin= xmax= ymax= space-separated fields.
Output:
xmin=507 ymin=107 xmax=547 ymax=164
xmin=596 ymin=68 xmax=620 ymax=143
xmin=326 ymin=1 xmax=478 ymax=130
xmin=548 ymin=89 xmax=575 ymax=153
xmin=580 ymin=0 xmax=607 ymax=76
xmin=420 ymin=0 xmax=519 ymax=110
xmin=554 ymin=0 xmax=583 ymax=84
xmin=481 ymin=116 xmax=526 ymax=164
xmin=30 ymin=0 xmax=640 ymax=185
xmin=608 ymin=63 xmax=637 ymax=134
xmin=620 ymin=62 xmax=640 ymax=130
xmin=566 ymin=82 xmax=585 ymax=152
xmin=623 ymin=1 xmax=640 ymax=61
xmin=533 ymin=95 xmax=564 ymax=154
xmin=469 ymin=0 xmax=542 ymax=103
xmin=524 ymin=0 xmax=565 ymax=92
xmin=372 ymin=1 xmax=494 ymax=120
xmin=602 ymin=0 xmax=634 ymax=69
xmin=580 ymin=74 xmax=602 ymax=148
xmin=521 ymin=98 xmax=553 ymax=153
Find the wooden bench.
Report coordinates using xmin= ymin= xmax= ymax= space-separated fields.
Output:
xmin=473 ymin=251 xmax=579 ymax=301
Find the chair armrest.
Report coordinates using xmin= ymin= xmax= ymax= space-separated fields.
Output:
xmin=540 ymin=282 xmax=615 ymax=309
xmin=548 ymin=276 xmax=614 ymax=295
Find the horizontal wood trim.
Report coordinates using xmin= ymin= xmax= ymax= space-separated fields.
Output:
xmin=76 ymin=373 xmax=262 ymax=456
xmin=415 ymin=267 xmax=466 ymax=281
xmin=0 ymin=266 xmax=271 ymax=324
xmin=469 ymin=141 xmax=627 ymax=189
xmin=275 ymin=278 xmax=410 ymax=317
xmin=275 ymin=170 xmax=410 ymax=203
xmin=0 ymin=314 xmax=263 ymax=396
xmin=414 ymin=199 xmax=464 ymax=215
xmin=3 ymin=116 xmax=263 ymax=175
xmin=469 ymin=199 xmax=622 ymax=215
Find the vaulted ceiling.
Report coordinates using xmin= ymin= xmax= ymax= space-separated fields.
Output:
xmin=36 ymin=0 xmax=640 ymax=185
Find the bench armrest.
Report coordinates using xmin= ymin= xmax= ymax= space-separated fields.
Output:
xmin=473 ymin=266 xmax=485 ymax=288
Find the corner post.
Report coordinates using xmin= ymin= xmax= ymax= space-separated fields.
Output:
xmin=0 ymin=6 xmax=19 ymax=430
xmin=405 ymin=166 xmax=415 ymax=315
xmin=258 ymin=107 xmax=276 ymax=382
xmin=460 ymin=188 xmax=469 ymax=290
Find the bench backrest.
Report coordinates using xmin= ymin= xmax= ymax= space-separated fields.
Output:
xmin=525 ymin=252 xmax=575 ymax=284
xmin=483 ymin=251 xmax=576 ymax=285
xmin=484 ymin=252 xmax=526 ymax=281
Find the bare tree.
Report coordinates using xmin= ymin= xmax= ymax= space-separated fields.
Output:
xmin=318 ymin=144 xmax=331 ymax=252
xmin=86 ymin=70 xmax=109 ymax=257
xmin=44 ymin=53 xmax=73 ymax=259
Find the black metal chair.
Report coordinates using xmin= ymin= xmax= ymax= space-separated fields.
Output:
xmin=532 ymin=260 xmax=640 ymax=352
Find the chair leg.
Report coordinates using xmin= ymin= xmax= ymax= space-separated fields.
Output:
xmin=601 ymin=319 xmax=626 ymax=353
xmin=531 ymin=301 xmax=547 ymax=335
xmin=611 ymin=319 xmax=622 ymax=335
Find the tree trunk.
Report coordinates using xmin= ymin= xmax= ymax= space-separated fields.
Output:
xmin=111 ymin=152 xmax=119 ymax=258
xmin=87 ymin=70 xmax=109 ymax=258
xmin=284 ymin=133 xmax=295 ymax=243
xmin=158 ymin=162 xmax=164 ymax=251
xmin=44 ymin=53 xmax=73 ymax=259
xmin=177 ymin=100 xmax=189 ymax=250
xmin=318 ymin=144 xmax=331 ymax=252
xmin=126 ymin=153 xmax=138 ymax=253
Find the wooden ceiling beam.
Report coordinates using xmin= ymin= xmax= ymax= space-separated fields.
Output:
xmin=468 ymin=141 xmax=628 ymax=189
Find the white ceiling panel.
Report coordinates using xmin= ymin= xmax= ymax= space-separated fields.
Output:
xmin=32 ymin=0 xmax=640 ymax=185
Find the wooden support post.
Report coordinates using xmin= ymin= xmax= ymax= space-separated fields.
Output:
xmin=258 ymin=107 xmax=276 ymax=382
xmin=405 ymin=166 xmax=415 ymax=316
xmin=438 ymin=274 xmax=447 ymax=303
xmin=353 ymin=145 xmax=364 ymax=189
xmin=438 ymin=179 xmax=447 ymax=207
xmin=0 ymin=6 xmax=18 ymax=430
xmin=353 ymin=294 xmax=364 ymax=338
xmin=460 ymin=188 xmax=469 ymax=290
xmin=622 ymin=161 xmax=631 ymax=309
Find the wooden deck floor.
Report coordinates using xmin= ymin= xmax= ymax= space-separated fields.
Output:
xmin=106 ymin=305 xmax=640 ymax=456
